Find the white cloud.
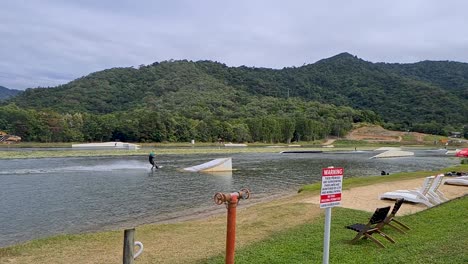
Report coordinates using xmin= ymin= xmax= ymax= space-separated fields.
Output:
xmin=1 ymin=0 xmax=468 ymax=90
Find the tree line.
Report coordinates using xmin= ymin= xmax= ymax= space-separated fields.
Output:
xmin=0 ymin=100 xmax=381 ymax=143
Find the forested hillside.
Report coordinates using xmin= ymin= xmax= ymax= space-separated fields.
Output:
xmin=2 ymin=53 xmax=467 ymax=142
xmin=377 ymin=60 xmax=468 ymax=95
xmin=0 ymin=86 xmax=21 ymax=101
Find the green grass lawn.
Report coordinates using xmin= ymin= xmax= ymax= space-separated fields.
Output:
xmin=202 ymin=196 xmax=468 ymax=264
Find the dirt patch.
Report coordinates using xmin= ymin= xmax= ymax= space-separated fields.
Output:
xmin=346 ymin=125 xmax=428 ymax=143
xmin=322 ymin=138 xmax=336 ymax=145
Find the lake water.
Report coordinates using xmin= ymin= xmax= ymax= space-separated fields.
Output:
xmin=0 ymin=149 xmax=458 ymax=247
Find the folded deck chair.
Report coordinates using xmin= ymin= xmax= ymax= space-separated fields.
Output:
xmin=383 ymin=199 xmax=411 ymax=234
xmin=426 ymin=174 xmax=448 ymax=203
xmin=444 ymin=176 xmax=468 ymax=186
xmin=391 ymin=176 xmax=434 ymax=195
xmin=379 ymin=177 xmax=435 ymax=207
xmin=345 ymin=206 xmax=395 ymax=248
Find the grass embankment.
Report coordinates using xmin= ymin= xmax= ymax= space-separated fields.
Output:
xmin=204 ymin=196 xmax=468 ymax=264
xmin=0 ymin=147 xmax=343 ymax=159
xmin=0 ymin=148 xmax=275 ymax=159
xmin=0 ymin=139 xmax=450 ymax=159
xmin=1 ymin=165 xmax=466 ymax=263
xmin=0 ymin=143 xmax=384 ymax=159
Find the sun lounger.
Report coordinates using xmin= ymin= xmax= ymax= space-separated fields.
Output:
xmin=383 ymin=175 xmax=447 ymax=206
xmin=444 ymin=176 xmax=468 ymax=186
xmin=426 ymin=174 xmax=448 ymax=203
xmin=393 ymin=176 xmax=434 ymax=195
xmin=379 ymin=176 xmax=435 ymax=207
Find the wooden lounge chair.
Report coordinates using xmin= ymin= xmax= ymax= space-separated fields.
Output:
xmin=345 ymin=206 xmax=395 ymax=248
xmin=383 ymin=199 xmax=411 ymax=234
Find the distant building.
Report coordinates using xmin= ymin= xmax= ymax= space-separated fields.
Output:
xmin=449 ymin=132 xmax=462 ymax=138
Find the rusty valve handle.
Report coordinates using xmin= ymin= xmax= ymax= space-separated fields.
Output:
xmin=214 ymin=188 xmax=251 ymax=205
xmin=214 ymin=192 xmax=227 ymax=205
xmin=239 ymin=188 xmax=250 ymax=200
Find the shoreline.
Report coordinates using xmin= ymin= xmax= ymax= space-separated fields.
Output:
xmin=1 ymin=165 xmax=467 ymax=263
xmin=0 ymin=189 xmax=300 ymax=249
xmin=0 ymin=144 xmax=451 ymax=159
xmin=0 ymin=146 xmax=369 ymax=158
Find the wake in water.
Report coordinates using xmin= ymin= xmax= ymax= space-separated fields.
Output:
xmin=0 ymin=160 xmax=150 ymax=175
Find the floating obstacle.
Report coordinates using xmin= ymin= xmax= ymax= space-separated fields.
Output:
xmin=445 ymin=149 xmax=460 ymax=155
xmin=280 ymin=150 xmax=323 ymax=154
xmin=224 ymin=143 xmax=247 ymax=147
xmin=72 ymin=142 xmax=140 ymax=150
xmin=374 ymin=147 xmax=401 ymax=151
xmin=370 ymin=150 xmax=414 ymax=159
xmin=183 ymin=158 xmax=233 ymax=172
xmin=266 ymin=144 xmax=301 ymax=148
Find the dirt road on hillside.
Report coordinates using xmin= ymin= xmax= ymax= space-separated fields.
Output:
xmin=346 ymin=125 xmax=427 ymax=143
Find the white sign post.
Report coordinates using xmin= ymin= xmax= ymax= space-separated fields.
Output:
xmin=320 ymin=167 xmax=343 ymax=264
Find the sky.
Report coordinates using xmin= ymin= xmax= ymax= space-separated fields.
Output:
xmin=1 ymin=0 xmax=468 ymax=90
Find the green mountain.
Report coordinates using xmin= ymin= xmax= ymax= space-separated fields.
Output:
xmin=11 ymin=53 xmax=467 ymax=124
xmin=377 ymin=60 xmax=468 ymax=95
xmin=0 ymin=86 xmax=21 ymax=101
xmin=3 ymin=53 xmax=468 ymax=142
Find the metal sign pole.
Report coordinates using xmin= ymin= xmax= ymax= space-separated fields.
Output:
xmin=323 ymin=207 xmax=331 ymax=264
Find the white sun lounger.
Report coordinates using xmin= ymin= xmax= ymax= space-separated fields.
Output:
xmin=379 ymin=175 xmax=446 ymax=207
xmin=444 ymin=176 xmax=468 ymax=186
xmin=393 ymin=176 xmax=434 ymax=195
xmin=426 ymin=175 xmax=448 ymax=203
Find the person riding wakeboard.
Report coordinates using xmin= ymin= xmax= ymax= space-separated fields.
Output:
xmin=149 ymin=151 xmax=159 ymax=169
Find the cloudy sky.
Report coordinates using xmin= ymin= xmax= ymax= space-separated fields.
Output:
xmin=1 ymin=0 xmax=468 ymax=90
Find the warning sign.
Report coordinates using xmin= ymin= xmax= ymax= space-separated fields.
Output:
xmin=320 ymin=167 xmax=343 ymax=208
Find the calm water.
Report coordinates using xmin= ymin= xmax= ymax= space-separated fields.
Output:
xmin=0 ymin=149 xmax=458 ymax=247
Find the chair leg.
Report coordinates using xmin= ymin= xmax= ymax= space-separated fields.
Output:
xmin=387 ymin=223 xmax=406 ymax=234
xmin=392 ymin=219 xmax=410 ymax=230
xmin=350 ymin=233 xmax=364 ymax=244
xmin=436 ymin=190 xmax=449 ymax=201
xmin=376 ymin=230 xmax=395 ymax=243
xmin=364 ymin=234 xmax=385 ymax=248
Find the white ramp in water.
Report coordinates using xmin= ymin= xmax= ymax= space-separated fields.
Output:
xmin=224 ymin=143 xmax=247 ymax=147
xmin=374 ymin=147 xmax=401 ymax=151
xmin=183 ymin=158 xmax=233 ymax=172
xmin=72 ymin=142 xmax=140 ymax=150
xmin=445 ymin=149 xmax=460 ymax=155
xmin=371 ymin=150 xmax=414 ymax=159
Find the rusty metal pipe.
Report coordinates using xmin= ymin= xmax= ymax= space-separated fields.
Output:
xmin=225 ymin=193 xmax=238 ymax=264
xmin=214 ymin=188 xmax=250 ymax=264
